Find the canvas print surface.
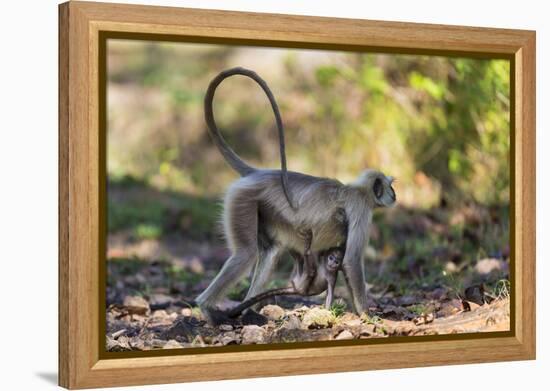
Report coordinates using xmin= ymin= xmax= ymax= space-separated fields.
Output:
xmin=105 ymin=39 xmax=511 ymax=352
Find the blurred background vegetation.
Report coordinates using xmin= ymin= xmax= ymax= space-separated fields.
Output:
xmin=106 ymin=40 xmax=510 ymax=311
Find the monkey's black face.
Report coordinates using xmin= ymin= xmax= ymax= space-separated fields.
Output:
xmin=373 ymin=175 xmax=396 ymax=208
xmin=325 ymin=249 xmax=344 ymax=271
xmin=353 ymin=169 xmax=397 ymax=208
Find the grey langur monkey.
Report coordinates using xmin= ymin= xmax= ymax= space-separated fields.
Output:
xmin=196 ymin=67 xmax=397 ymax=325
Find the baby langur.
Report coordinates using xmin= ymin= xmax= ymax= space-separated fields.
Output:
xmin=227 ymin=246 xmax=345 ymax=318
xmin=197 ymin=67 xmax=397 ymax=325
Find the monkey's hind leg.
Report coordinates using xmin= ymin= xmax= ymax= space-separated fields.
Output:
xmin=195 ymin=250 xmax=258 ymax=325
xmin=196 ymin=197 xmax=260 ymax=325
xmin=298 ymin=228 xmax=316 ymax=293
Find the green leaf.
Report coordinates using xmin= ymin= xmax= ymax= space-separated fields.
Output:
xmin=409 ymin=71 xmax=444 ymax=99
xmin=315 ymin=65 xmax=340 ymax=86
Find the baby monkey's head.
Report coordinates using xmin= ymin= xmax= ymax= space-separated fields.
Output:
xmin=324 ymin=247 xmax=345 ymax=272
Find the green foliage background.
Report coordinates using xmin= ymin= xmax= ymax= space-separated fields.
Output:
xmin=107 ymin=40 xmax=510 ymax=209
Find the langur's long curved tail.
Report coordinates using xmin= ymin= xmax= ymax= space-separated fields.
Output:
xmin=204 ymin=67 xmax=295 ymax=209
xmin=226 ymin=287 xmax=297 ymax=318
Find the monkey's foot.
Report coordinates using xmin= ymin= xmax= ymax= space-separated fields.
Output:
xmin=241 ymin=309 xmax=268 ymax=326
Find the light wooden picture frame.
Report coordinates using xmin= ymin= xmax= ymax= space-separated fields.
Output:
xmin=59 ymin=1 xmax=536 ymax=389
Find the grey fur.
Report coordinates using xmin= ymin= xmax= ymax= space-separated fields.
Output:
xmin=196 ymin=168 xmax=396 ymax=324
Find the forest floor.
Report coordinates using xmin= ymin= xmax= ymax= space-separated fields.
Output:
xmin=106 ymin=180 xmax=511 ymax=351
xmin=107 ymin=289 xmax=509 ymax=351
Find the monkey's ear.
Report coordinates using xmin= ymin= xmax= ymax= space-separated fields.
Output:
xmin=373 ymin=177 xmax=384 ymax=199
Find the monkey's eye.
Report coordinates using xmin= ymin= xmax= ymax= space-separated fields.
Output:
xmin=373 ymin=178 xmax=384 ymax=199
xmin=328 ymin=254 xmax=336 ymax=263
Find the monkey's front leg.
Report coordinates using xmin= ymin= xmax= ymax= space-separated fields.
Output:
xmin=341 ymin=216 xmax=370 ymax=315
xmin=342 ymin=258 xmax=369 ymax=314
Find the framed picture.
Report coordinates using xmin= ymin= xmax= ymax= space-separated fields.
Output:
xmin=59 ymin=1 xmax=535 ymax=389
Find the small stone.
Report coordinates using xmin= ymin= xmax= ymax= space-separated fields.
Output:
xmin=260 ymin=305 xmax=286 ymax=321
xmin=219 ymin=324 xmax=233 ymax=331
xmin=181 ymin=308 xmax=193 ymax=317
xmin=338 ymin=312 xmax=360 ymax=323
xmin=445 ymin=261 xmax=458 ymax=273
xmin=149 ymin=294 xmax=173 ymax=310
xmin=187 ymin=257 xmax=205 ymax=274
xmin=241 ymin=325 xmax=267 ymax=344
xmin=413 ymin=313 xmax=435 ymax=325
xmin=129 ymin=336 xmax=146 ymax=350
xmin=111 ymin=329 xmax=126 ymax=339
xmin=475 ymin=258 xmax=504 ymax=275
xmin=218 ymin=331 xmax=239 ymax=345
xmin=148 ymin=310 xmax=174 ymax=327
xmin=282 ymin=314 xmax=302 ymax=330
xmin=152 ymin=310 xmax=168 ymax=319
xmin=161 ymin=316 xmax=200 ymax=341
xmin=131 ymin=314 xmax=147 ymax=324
xmin=294 ymin=306 xmax=310 ymax=313
xmin=335 ymin=330 xmax=354 ymax=340
xmin=163 ymin=339 xmax=183 ymax=349
xmin=302 ymin=307 xmax=335 ymax=329
xmin=114 ymin=335 xmax=132 ymax=351
xmin=340 ymin=319 xmax=362 ymax=328
xmin=438 ymin=299 xmax=462 ymax=317
xmin=123 ymin=295 xmax=150 ymax=315
xmin=360 ymin=323 xmax=376 ymax=336
xmin=150 ymin=339 xmax=168 ymax=348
